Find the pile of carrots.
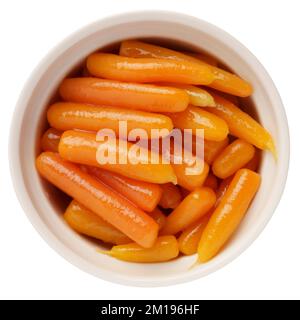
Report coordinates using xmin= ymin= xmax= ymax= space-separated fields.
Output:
xmin=36 ymin=40 xmax=275 ymax=264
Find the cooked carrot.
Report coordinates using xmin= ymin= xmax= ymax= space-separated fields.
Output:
xmin=41 ymin=128 xmax=62 ymax=152
xmin=101 ymin=236 xmax=179 ymax=263
xmin=244 ymin=149 xmax=260 ymax=171
xmin=47 ymin=102 xmax=173 ymax=138
xmin=59 ymin=78 xmax=189 ymax=113
xmin=158 ymin=83 xmax=215 ymax=107
xmin=87 ymin=53 xmax=214 ymax=85
xmin=168 ymin=106 xmax=229 ymax=141
xmin=120 ymin=40 xmax=252 ymax=97
xmin=64 ymin=200 xmax=130 ymax=245
xmin=148 ymin=207 xmax=166 ymax=230
xmin=182 ymin=51 xmax=218 ymax=66
xmin=85 ymin=166 xmax=162 ymax=212
xmin=161 ymin=187 xmax=216 ymax=235
xmin=158 ymin=183 xmax=182 ymax=209
xmin=212 ymin=139 xmax=255 ymax=179
xmin=36 ymin=152 xmax=159 ymax=248
xmin=198 ymin=169 xmax=261 ymax=262
xmin=178 ymin=214 xmax=211 ymax=255
xmin=201 ymin=138 xmax=229 ymax=164
xmin=203 ymin=172 xmax=218 ymax=191
xmin=210 ymin=93 xmax=276 ymax=156
xmin=58 ymin=130 xmax=177 ymax=184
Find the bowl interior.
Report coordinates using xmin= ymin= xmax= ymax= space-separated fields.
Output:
xmin=14 ymin=13 xmax=286 ymax=286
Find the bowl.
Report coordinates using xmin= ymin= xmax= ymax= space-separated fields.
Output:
xmin=9 ymin=11 xmax=289 ymax=287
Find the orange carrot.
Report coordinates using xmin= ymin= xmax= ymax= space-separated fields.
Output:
xmin=161 ymin=187 xmax=216 ymax=235
xmin=59 ymin=78 xmax=189 ymax=113
xmin=41 ymin=128 xmax=62 ymax=152
xmin=203 ymin=172 xmax=218 ymax=191
xmin=148 ymin=207 xmax=166 ymax=230
xmin=158 ymin=183 xmax=182 ymax=209
xmin=85 ymin=166 xmax=162 ymax=212
xmin=87 ymin=53 xmax=214 ymax=85
xmin=47 ymin=102 xmax=173 ymax=137
xmin=198 ymin=169 xmax=261 ymax=262
xmin=58 ymin=130 xmax=177 ymax=184
xmin=36 ymin=152 xmax=159 ymax=248
xmin=64 ymin=200 xmax=130 ymax=245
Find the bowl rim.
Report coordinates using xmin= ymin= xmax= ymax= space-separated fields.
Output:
xmin=9 ymin=10 xmax=290 ymax=287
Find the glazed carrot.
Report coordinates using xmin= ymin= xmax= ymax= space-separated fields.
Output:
xmin=59 ymin=78 xmax=189 ymax=113
xmin=36 ymin=152 xmax=159 ymax=248
xmin=192 ymin=137 xmax=229 ymax=165
xmin=120 ymin=40 xmax=252 ymax=97
xmin=85 ymin=166 xmax=162 ymax=212
xmin=210 ymin=93 xmax=276 ymax=156
xmin=148 ymin=207 xmax=166 ymax=230
xmin=64 ymin=200 xmax=130 ymax=245
xmin=212 ymin=139 xmax=255 ymax=179
xmin=244 ymin=149 xmax=260 ymax=171
xmin=101 ymin=236 xmax=179 ymax=263
xmin=216 ymin=176 xmax=233 ymax=205
xmin=198 ymin=169 xmax=261 ymax=262
xmin=170 ymin=147 xmax=209 ymax=191
xmin=183 ymin=52 xmax=218 ymax=66
xmin=203 ymin=172 xmax=218 ymax=191
xmin=168 ymin=106 xmax=229 ymax=141
xmin=58 ymin=130 xmax=177 ymax=184
xmin=158 ymin=83 xmax=215 ymax=107
xmin=47 ymin=102 xmax=173 ymax=138
xmin=178 ymin=214 xmax=210 ymax=255
xmin=41 ymin=128 xmax=62 ymax=152
xmin=87 ymin=53 xmax=214 ymax=85
xmin=158 ymin=183 xmax=182 ymax=209
xmin=161 ymin=187 xmax=216 ymax=235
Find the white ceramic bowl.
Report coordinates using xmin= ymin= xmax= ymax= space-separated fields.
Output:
xmin=9 ymin=11 xmax=289 ymax=287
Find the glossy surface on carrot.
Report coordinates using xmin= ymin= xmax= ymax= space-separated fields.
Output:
xmin=120 ymin=40 xmax=252 ymax=97
xmin=101 ymin=236 xmax=179 ymax=263
xmin=198 ymin=169 xmax=261 ymax=262
xmin=86 ymin=166 xmax=162 ymax=212
xmin=58 ymin=130 xmax=177 ymax=184
xmin=161 ymin=187 xmax=216 ymax=235
xmin=168 ymin=106 xmax=229 ymax=141
xmin=183 ymin=52 xmax=218 ymax=66
xmin=178 ymin=215 xmax=210 ymax=255
xmin=41 ymin=128 xmax=62 ymax=152
xmin=64 ymin=200 xmax=130 ymax=245
xmin=158 ymin=183 xmax=182 ymax=209
xmin=87 ymin=53 xmax=214 ymax=85
xmin=47 ymin=102 xmax=173 ymax=137
xmin=244 ymin=149 xmax=260 ymax=171
xmin=212 ymin=139 xmax=255 ymax=179
xmin=59 ymin=78 xmax=189 ymax=113
xmin=36 ymin=152 xmax=159 ymax=248
xmin=158 ymin=83 xmax=215 ymax=107
xmin=210 ymin=93 xmax=276 ymax=156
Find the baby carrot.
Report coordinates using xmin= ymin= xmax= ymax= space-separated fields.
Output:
xmin=161 ymin=187 xmax=216 ymax=235
xmin=87 ymin=53 xmax=214 ymax=85
xmin=120 ymin=40 xmax=252 ymax=97
xmin=198 ymin=169 xmax=261 ymax=262
xmin=182 ymin=52 xmax=218 ymax=66
xmin=64 ymin=200 xmax=130 ymax=245
xmin=59 ymin=78 xmax=189 ymax=113
xmin=148 ymin=207 xmax=166 ymax=230
xmin=85 ymin=166 xmax=162 ymax=212
xmin=178 ymin=214 xmax=211 ymax=255
xmin=244 ymin=149 xmax=260 ymax=171
xmin=212 ymin=139 xmax=255 ymax=179
xmin=168 ymin=106 xmax=229 ymax=141
xmin=158 ymin=83 xmax=215 ymax=107
xmin=203 ymin=172 xmax=218 ymax=191
xmin=36 ymin=152 xmax=159 ymax=248
xmin=47 ymin=102 xmax=173 ymax=138
xmin=58 ymin=130 xmax=177 ymax=184
xmin=210 ymin=93 xmax=276 ymax=156
xmin=41 ymin=128 xmax=62 ymax=152
xmin=158 ymin=183 xmax=182 ymax=209
xmin=101 ymin=236 xmax=179 ymax=263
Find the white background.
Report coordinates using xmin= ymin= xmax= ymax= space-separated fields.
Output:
xmin=0 ymin=0 xmax=299 ymax=300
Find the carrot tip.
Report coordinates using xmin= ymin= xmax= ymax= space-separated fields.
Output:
xmin=189 ymin=257 xmax=201 ymax=270
xmin=97 ymin=248 xmax=113 ymax=257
